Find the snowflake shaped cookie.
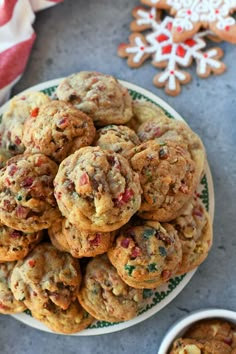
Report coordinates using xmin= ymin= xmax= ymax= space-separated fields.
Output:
xmin=141 ymin=0 xmax=236 ymax=43
xmin=118 ymin=7 xmax=226 ymax=95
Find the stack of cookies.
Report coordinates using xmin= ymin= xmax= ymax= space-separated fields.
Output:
xmin=0 ymin=71 xmax=212 ymax=333
xmin=117 ymin=1 xmax=236 ymax=95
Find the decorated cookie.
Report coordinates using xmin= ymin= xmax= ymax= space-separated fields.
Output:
xmin=0 ymin=222 xmax=43 ymax=262
xmin=140 ymin=0 xmax=236 ymax=44
xmin=171 ymin=198 xmax=213 ymax=275
xmin=0 ymin=262 xmax=26 ymax=314
xmin=94 ymin=125 xmax=140 ymax=158
xmin=129 ymin=140 xmax=198 ymax=222
xmin=0 ymin=91 xmax=50 ymax=154
xmin=108 ymin=220 xmax=182 ymax=289
xmin=118 ymin=7 xmax=226 ymax=95
xmin=54 ymin=146 xmax=142 ymax=232
xmin=56 ymin=71 xmax=133 ymax=126
xmin=48 ymin=217 xmax=114 ymax=258
xmin=10 ymin=243 xmax=81 ymax=312
xmin=0 ymin=154 xmax=60 ymax=232
xmin=137 ymin=114 xmax=205 ymax=183
xmin=78 ymin=254 xmax=144 ymax=322
xmin=23 ymin=100 xmax=96 ymax=163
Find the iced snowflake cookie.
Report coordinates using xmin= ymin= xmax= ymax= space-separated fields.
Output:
xmin=171 ymin=198 xmax=212 ymax=275
xmin=48 ymin=217 xmax=114 ymax=258
xmin=0 ymin=149 xmax=12 ymax=169
xmin=31 ymin=299 xmax=94 ymax=334
xmin=54 ymin=146 xmax=142 ymax=232
xmin=127 ymin=99 xmax=168 ymax=132
xmin=78 ymin=254 xmax=144 ymax=322
xmin=94 ymin=125 xmax=140 ymax=158
xmin=129 ymin=140 xmax=198 ymax=222
xmin=137 ymin=115 xmax=205 ymax=183
xmin=0 ymin=262 xmax=26 ymax=314
xmin=141 ymin=0 xmax=236 ymax=44
xmin=0 ymin=223 xmax=43 ymax=262
xmin=118 ymin=8 xmax=226 ymax=95
xmin=0 ymin=153 xmax=60 ymax=232
xmin=22 ymin=100 xmax=96 ymax=163
xmin=56 ymin=71 xmax=133 ymax=126
xmin=10 ymin=243 xmax=81 ymax=311
xmin=108 ymin=220 xmax=182 ymax=289
xmin=0 ymin=91 xmax=50 ymax=154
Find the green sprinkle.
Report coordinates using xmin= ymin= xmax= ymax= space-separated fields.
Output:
xmin=147 ymin=263 xmax=157 ymax=272
xmin=159 ymin=141 xmax=166 ymax=146
xmin=0 ymin=114 xmax=2 ymax=124
xmin=146 ymin=170 xmax=152 ymax=182
xmin=143 ymin=228 xmax=155 ymax=240
xmin=143 ymin=289 xmax=153 ymax=299
xmin=159 ymin=246 xmax=167 ymax=257
xmin=124 ymin=264 xmax=135 ymax=276
xmin=16 ymin=195 xmax=22 ymax=201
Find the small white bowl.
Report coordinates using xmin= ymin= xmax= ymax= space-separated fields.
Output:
xmin=158 ymin=308 xmax=236 ymax=354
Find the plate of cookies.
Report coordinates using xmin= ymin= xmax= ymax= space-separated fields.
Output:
xmin=0 ymin=72 xmax=214 ymax=335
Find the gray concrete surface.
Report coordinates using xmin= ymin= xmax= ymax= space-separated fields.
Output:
xmin=1 ymin=0 xmax=236 ymax=353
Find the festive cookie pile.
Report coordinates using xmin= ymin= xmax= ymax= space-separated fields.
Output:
xmin=117 ymin=1 xmax=236 ymax=95
xmin=169 ymin=319 xmax=236 ymax=353
xmin=0 ymin=71 xmax=213 ymax=334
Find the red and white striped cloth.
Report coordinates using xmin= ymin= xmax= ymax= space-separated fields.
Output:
xmin=0 ymin=0 xmax=63 ymax=105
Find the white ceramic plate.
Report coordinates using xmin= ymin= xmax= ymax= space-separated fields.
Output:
xmin=0 ymin=79 xmax=215 ymax=336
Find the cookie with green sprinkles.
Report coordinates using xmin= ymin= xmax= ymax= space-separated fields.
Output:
xmin=10 ymin=243 xmax=81 ymax=315
xmin=108 ymin=220 xmax=182 ymax=289
xmin=31 ymin=299 xmax=94 ymax=334
xmin=78 ymin=254 xmax=144 ymax=322
xmin=137 ymin=114 xmax=205 ymax=186
xmin=56 ymin=71 xmax=133 ymax=127
xmin=0 ymin=261 xmax=26 ymax=314
xmin=0 ymin=222 xmax=43 ymax=262
xmin=0 ymin=91 xmax=50 ymax=155
xmin=171 ymin=198 xmax=213 ymax=275
xmin=0 ymin=153 xmax=60 ymax=232
xmin=129 ymin=139 xmax=199 ymax=222
xmin=48 ymin=216 xmax=114 ymax=258
xmin=23 ymin=100 xmax=96 ymax=163
xmin=94 ymin=124 xmax=140 ymax=159
xmin=54 ymin=146 xmax=142 ymax=232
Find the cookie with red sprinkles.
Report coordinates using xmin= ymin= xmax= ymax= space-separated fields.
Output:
xmin=54 ymin=146 xmax=142 ymax=232
xmin=0 ymin=153 xmax=60 ymax=232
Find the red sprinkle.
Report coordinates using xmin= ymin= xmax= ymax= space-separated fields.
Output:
xmin=14 ymin=136 xmax=21 ymax=145
xmin=15 ymin=205 xmax=30 ymax=219
xmin=79 ymin=173 xmax=90 ymax=186
xmin=8 ymin=165 xmax=18 ymax=176
xmin=31 ymin=107 xmax=39 ymax=117
xmin=121 ymin=238 xmax=130 ymax=248
xmin=5 ymin=178 xmax=11 ymax=186
xmin=35 ymin=156 xmax=44 ymax=167
xmin=116 ymin=189 xmax=134 ymax=206
xmin=22 ymin=177 xmax=34 ymax=188
xmin=179 ymin=184 xmax=189 ymax=194
xmin=0 ymin=302 xmax=10 ymax=310
xmin=28 ymin=260 xmax=36 ymax=267
xmin=193 ymin=208 xmax=203 ymax=217
xmin=161 ymin=270 xmax=171 ymax=280
xmin=10 ymin=230 xmax=23 ymax=238
xmin=55 ymin=191 xmax=62 ymax=200
xmin=131 ymin=246 xmax=141 ymax=259
xmin=89 ymin=233 xmax=101 ymax=246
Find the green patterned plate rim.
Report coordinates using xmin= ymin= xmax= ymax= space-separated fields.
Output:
xmin=0 ymin=78 xmax=214 ymax=336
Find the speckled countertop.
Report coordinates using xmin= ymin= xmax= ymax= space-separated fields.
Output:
xmin=1 ymin=1 xmax=236 ymax=353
